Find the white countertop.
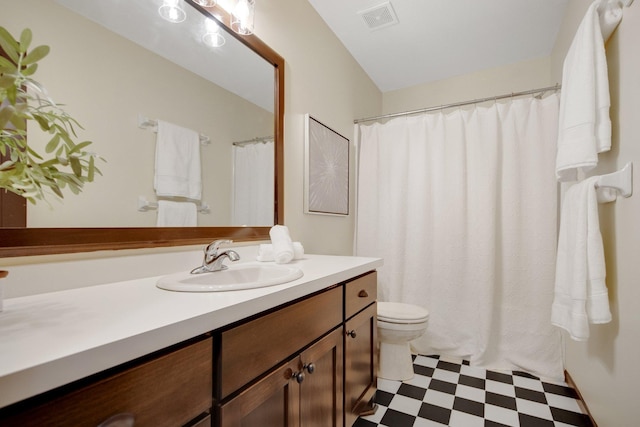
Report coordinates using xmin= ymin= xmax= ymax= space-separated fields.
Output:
xmin=0 ymin=253 xmax=382 ymax=408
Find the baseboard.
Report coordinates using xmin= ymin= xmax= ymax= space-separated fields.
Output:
xmin=564 ymin=370 xmax=598 ymax=427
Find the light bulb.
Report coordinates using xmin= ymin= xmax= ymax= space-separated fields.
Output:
xmin=231 ymin=0 xmax=255 ymax=35
xmin=159 ymin=0 xmax=186 ymax=23
xmin=202 ymin=19 xmax=225 ymax=47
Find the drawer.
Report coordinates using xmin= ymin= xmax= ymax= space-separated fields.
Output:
xmin=219 ymin=286 xmax=343 ymax=398
xmin=345 ymin=271 xmax=377 ymax=320
xmin=2 ymin=337 xmax=212 ymax=427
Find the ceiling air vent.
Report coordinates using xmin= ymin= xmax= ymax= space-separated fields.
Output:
xmin=358 ymin=2 xmax=399 ymax=31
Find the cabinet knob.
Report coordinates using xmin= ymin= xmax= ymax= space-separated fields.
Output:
xmin=358 ymin=290 xmax=369 ymax=298
xmin=303 ymin=362 xmax=315 ymax=374
xmin=97 ymin=413 xmax=135 ymax=427
xmin=346 ymin=330 xmax=357 ymax=338
xmin=292 ymin=371 xmax=305 ymax=383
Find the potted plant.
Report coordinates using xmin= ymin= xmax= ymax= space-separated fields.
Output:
xmin=0 ymin=27 xmax=103 ymax=311
xmin=0 ymin=26 xmax=102 ymax=204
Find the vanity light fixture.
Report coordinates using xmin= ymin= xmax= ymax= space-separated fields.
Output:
xmin=158 ymin=0 xmax=187 ymax=23
xmin=231 ymin=0 xmax=255 ymax=35
xmin=202 ymin=18 xmax=226 ymax=47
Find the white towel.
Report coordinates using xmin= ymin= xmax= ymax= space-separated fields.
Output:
xmin=269 ymin=225 xmax=294 ymax=264
xmin=551 ymin=177 xmax=611 ymax=341
xmin=154 ymin=120 xmax=202 ymax=200
xmin=157 ymin=200 xmax=198 ymax=227
xmin=555 ymin=0 xmax=621 ymax=182
xmin=257 ymin=242 xmax=304 ymax=262
xmin=598 ymin=0 xmax=623 ymax=42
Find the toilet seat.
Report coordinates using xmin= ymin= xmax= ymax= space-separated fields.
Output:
xmin=378 ymin=302 xmax=429 ymax=324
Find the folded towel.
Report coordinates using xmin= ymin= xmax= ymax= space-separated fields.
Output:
xmin=257 ymin=242 xmax=304 ymax=262
xmin=551 ymin=177 xmax=611 ymax=341
xmin=269 ymin=225 xmax=294 ymax=264
xmin=555 ymin=0 xmax=620 ymax=182
xmin=154 ymin=120 xmax=202 ymax=200
xmin=157 ymin=200 xmax=198 ymax=227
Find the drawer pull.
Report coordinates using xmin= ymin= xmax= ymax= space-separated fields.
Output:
xmin=303 ymin=362 xmax=315 ymax=374
xmin=346 ymin=330 xmax=357 ymax=338
xmin=358 ymin=290 xmax=369 ymax=298
xmin=97 ymin=413 xmax=135 ymax=427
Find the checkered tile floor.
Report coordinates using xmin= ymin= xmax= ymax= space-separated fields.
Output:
xmin=355 ymin=355 xmax=592 ymax=427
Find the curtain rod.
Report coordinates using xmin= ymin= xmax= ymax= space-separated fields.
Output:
xmin=353 ymin=84 xmax=561 ymax=124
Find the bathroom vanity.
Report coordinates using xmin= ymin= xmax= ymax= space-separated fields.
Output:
xmin=0 ymin=253 xmax=381 ymax=426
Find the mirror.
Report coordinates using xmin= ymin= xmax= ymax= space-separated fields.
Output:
xmin=0 ymin=0 xmax=284 ymax=257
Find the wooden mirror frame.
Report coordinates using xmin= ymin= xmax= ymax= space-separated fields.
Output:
xmin=0 ymin=1 xmax=284 ymax=258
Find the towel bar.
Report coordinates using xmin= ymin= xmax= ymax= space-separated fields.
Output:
xmin=595 ymin=161 xmax=633 ymax=202
xmin=138 ymin=196 xmax=210 ymax=214
xmin=138 ymin=114 xmax=210 ymax=145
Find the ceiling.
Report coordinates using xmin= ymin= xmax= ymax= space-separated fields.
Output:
xmin=308 ymin=0 xmax=569 ymax=93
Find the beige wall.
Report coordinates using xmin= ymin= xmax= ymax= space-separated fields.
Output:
xmin=255 ymin=0 xmax=382 ymax=255
xmin=551 ymin=2 xmax=640 ymax=425
xmin=383 ymin=56 xmax=553 ymax=114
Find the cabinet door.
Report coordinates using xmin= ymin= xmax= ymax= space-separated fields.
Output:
xmin=219 ymin=328 xmax=344 ymax=427
xmin=218 ymin=357 xmax=300 ymax=427
xmin=344 ymin=303 xmax=377 ymax=427
xmin=299 ymin=328 xmax=344 ymax=427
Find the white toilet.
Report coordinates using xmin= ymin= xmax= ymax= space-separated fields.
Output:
xmin=377 ymin=301 xmax=429 ymax=381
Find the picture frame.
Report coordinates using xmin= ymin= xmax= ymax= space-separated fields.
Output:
xmin=304 ymin=114 xmax=349 ymax=216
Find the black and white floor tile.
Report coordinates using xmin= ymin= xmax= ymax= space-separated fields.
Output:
xmin=355 ymin=355 xmax=592 ymax=427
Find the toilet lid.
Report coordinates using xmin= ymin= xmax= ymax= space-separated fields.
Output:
xmin=378 ymin=301 xmax=429 ymax=323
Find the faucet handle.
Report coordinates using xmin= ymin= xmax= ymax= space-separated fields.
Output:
xmin=204 ymin=239 xmax=233 ymax=257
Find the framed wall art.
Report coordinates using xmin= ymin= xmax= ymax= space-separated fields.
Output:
xmin=304 ymin=114 xmax=349 ymax=216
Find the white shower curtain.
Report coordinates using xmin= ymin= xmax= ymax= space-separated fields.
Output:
xmin=355 ymin=95 xmax=564 ymax=381
xmin=232 ymin=140 xmax=274 ymax=226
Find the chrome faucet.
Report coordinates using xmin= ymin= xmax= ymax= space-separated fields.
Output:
xmin=190 ymin=239 xmax=240 ymax=274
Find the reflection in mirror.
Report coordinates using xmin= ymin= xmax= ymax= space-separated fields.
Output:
xmin=0 ymin=0 xmax=284 ymax=256
xmin=16 ymin=0 xmax=275 ymax=227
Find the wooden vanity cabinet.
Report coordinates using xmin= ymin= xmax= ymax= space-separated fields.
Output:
xmin=214 ymin=286 xmax=344 ymax=427
xmin=344 ymin=272 xmax=378 ymax=427
xmin=215 ymin=271 xmax=378 ymax=427
xmin=218 ymin=328 xmax=343 ymax=427
xmin=0 ymin=336 xmax=213 ymax=427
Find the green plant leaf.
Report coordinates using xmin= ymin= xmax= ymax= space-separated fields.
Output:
xmin=87 ymin=156 xmax=95 ymax=181
xmin=26 ymin=145 xmax=44 ymax=160
xmin=0 ymin=160 xmax=14 ymax=171
xmin=0 ymin=56 xmax=15 ymax=68
xmin=32 ymin=113 xmax=51 ymax=131
xmin=23 ymin=45 xmax=49 ymax=65
xmin=5 ymin=84 xmax=17 ymax=104
xmin=0 ymin=75 xmax=17 ymax=89
xmin=0 ymin=104 xmax=15 ymax=129
xmin=18 ymin=28 xmax=32 ymax=53
xmin=70 ymin=157 xmax=81 ymax=176
xmin=68 ymin=140 xmax=92 ymax=154
xmin=45 ymin=134 xmax=60 ymax=153
xmin=22 ymin=63 xmax=38 ymax=77
xmin=51 ymin=184 xmax=64 ymax=198
xmin=0 ymin=27 xmax=20 ymax=64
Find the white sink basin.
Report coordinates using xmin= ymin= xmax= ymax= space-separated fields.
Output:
xmin=156 ymin=263 xmax=304 ymax=292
